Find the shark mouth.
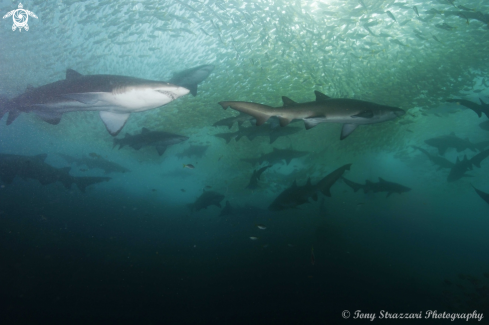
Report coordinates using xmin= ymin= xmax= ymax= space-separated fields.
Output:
xmin=156 ymin=90 xmax=177 ymax=101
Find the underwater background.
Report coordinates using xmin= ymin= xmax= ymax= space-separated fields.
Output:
xmin=1 ymin=0 xmax=489 ymax=323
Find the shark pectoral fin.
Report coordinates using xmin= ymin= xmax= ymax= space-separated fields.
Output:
xmin=33 ymin=110 xmax=63 ymax=125
xmin=99 ymin=111 xmax=130 ymax=136
xmin=60 ymin=92 xmax=106 ymax=105
xmin=351 ymin=110 xmax=374 ymax=118
xmin=156 ymin=146 xmax=167 ymax=156
xmin=340 ymin=124 xmax=358 ymax=140
xmin=6 ymin=109 xmax=21 ymax=125
xmin=303 ymin=118 xmax=321 ymax=130
xmin=386 ymin=192 xmax=393 ymax=198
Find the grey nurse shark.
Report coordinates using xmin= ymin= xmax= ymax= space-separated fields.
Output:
xmin=113 ymin=127 xmax=188 ymax=156
xmin=1 ymin=65 xmax=214 ymax=136
xmin=219 ymin=91 xmax=405 ymax=140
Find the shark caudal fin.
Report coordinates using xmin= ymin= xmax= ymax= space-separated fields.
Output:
xmin=342 ymin=177 xmax=364 ymax=193
xmin=218 ymin=101 xmax=274 ymax=126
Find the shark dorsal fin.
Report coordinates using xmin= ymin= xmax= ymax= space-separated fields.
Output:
xmin=378 ymin=177 xmax=386 ymax=183
xmin=66 ymin=69 xmax=83 ymax=80
xmin=141 ymin=127 xmax=150 ymax=134
xmin=35 ymin=153 xmax=48 ymax=161
xmin=449 ymin=132 xmax=455 ymax=136
xmin=456 ymin=157 xmax=460 ymax=163
xmin=480 ymin=98 xmax=487 ymax=106
xmin=26 ymin=84 xmax=34 ymax=92
xmin=314 ymin=91 xmax=331 ymax=102
xmin=282 ymin=96 xmax=297 ymax=107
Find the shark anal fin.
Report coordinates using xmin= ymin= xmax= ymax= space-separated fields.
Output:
xmin=303 ymin=117 xmax=322 ymax=130
xmin=340 ymin=124 xmax=358 ymax=140
xmin=187 ymin=84 xmax=198 ymax=96
xmin=99 ymin=111 xmax=130 ymax=136
xmin=278 ymin=117 xmax=292 ymax=127
xmin=33 ymin=110 xmax=63 ymax=125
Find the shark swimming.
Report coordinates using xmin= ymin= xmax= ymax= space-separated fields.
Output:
xmin=472 ymin=185 xmax=489 ymax=205
xmin=424 ymin=133 xmax=489 ymax=155
xmin=269 ymin=163 xmax=351 ymax=211
xmin=1 ymin=66 xmax=213 ymax=136
xmin=412 ymin=146 xmax=455 ymax=170
xmin=190 ymin=190 xmax=225 ymax=212
xmin=113 ymin=127 xmax=188 ymax=156
xmin=245 ymin=165 xmax=271 ymax=190
xmin=342 ymin=177 xmax=411 ymax=197
xmin=241 ymin=147 xmax=309 ymax=166
xmin=219 ymin=91 xmax=405 ymax=140
xmin=0 ymin=153 xmax=111 ymax=192
xmin=169 ymin=64 xmax=214 ymax=96
xmin=447 ymin=149 xmax=489 ymax=182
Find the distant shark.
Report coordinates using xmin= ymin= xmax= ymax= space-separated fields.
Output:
xmin=447 ymin=149 xmax=489 ymax=182
xmin=424 ymin=133 xmax=489 ymax=155
xmin=219 ymin=91 xmax=405 ymax=140
xmin=190 ymin=190 xmax=225 ymax=212
xmin=59 ymin=154 xmax=130 ymax=174
xmin=342 ymin=177 xmax=411 ymax=197
xmin=241 ymin=147 xmax=309 ymax=166
xmin=0 ymin=153 xmax=110 ymax=192
xmin=1 ymin=69 xmax=191 ymax=136
xmin=219 ymin=201 xmax=269 ymax=218
xmin=412 ymin=146 xmax=454 ymax=170
xmin=169 ymin=64 xmax=214 ymax=96
xmin=245 ymin=165 xmax=271 ymax=190
xmin=269 ymin=163 xmax=351 ymax=211
xmin=113 ymin=127 xmax=188 ymax=156
xmin=446 ymin=98 xmax=489 ymax=118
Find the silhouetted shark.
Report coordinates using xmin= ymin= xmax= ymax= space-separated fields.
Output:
xmin=219 ymin=91 xmax=404 ymax=140
xmin=219 ymin=201 xmax=269 ymax=218
xmin=59 ymin=154 xmax=130 ymax=174
xmin=446 ymin=98 xmax=489 ymax=118
xmin=472 ymin=185 xmax=489 ymax=205
xmin=2 ymin=69 xmax=189 ymax=135
xmin=190 ymin=191 xmax=225 ymax=212
xmin=0 ymin=153 xmax=110 ymax=192
xmin=169 ymin=64 xmax=214 ymax=96
xmin=213 ymin=112 xmax=253 ymax=129
xmin=342 ymin=177 xmax=411 ymax=197
xmin=113 ymin=128 xmax=188 ymax=156
xmin=241 ymin=147 xmax=309 ymax=166
xmin=447 ymin=149 xmax=489 ymax=182
xmin=245 ymin=165 xmax=271 ymax=190
xmin=412 ymin=146 xmax=454 ymax=170
xmin=424 ymin=133 xmax=489 ymax=155
xmin=269 ymin=163 xmax=351 ymax=210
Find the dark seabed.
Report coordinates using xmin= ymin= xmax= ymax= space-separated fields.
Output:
xmin=1 ymin=0 xmax=489 ymax=324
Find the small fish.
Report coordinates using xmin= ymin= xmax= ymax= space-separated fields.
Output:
xmin=386 ymin=11 xmax=396 ymax=22
xmin=457 ymin=5 xmax=473 ymax=11
xmin=250 ymin=236 xmax=259 ymax=240
xmin=218 ymin=155 xmax=223 ymax=161
xmin=413 ymin=6 xmax=419 ymax=17
xmin=183 ymin=164 xmax=195 ymax=169
xmin=311 ymin=246 xmax=315 ymax=266
xmin=89 ymin=152 xmax=101 ymax=159
xmin=151 ymin=189 xmax=157 ymax=192
xmin=446 ymin=0 xmax=456 ymax=8
xmin=256 ymin=224 xmax=267 ymax=230
xmin=181 ymin=189 xmax=186 ymax=192
xmin=204 ymin=185 xmax=212 ymax=189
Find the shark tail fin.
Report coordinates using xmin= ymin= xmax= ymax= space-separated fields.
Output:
xmin=218 ymin=102 xmax=273 ymax=126
xmin=74 ymin=176 xmax=111 ymax=193
xmin=342 ymin=177 xmax=363 ymax=193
